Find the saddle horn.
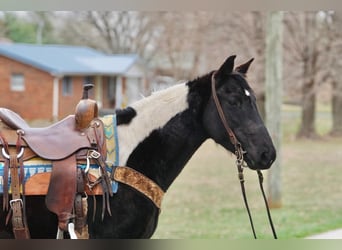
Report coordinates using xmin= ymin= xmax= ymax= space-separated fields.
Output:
xmin=82 ymin=84 xmax=94 ymax=99
xmin=75 ymin=84 xmax=98 ymax=130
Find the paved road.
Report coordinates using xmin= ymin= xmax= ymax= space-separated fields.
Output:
xmin=306 ymin=229 xmax=342 ymax=239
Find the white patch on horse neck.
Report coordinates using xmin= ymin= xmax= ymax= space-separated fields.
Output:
xmin=117 ymin=83 xmax=189 ymax=165
xmin=244 ymin=89 xmax=250 ymax=97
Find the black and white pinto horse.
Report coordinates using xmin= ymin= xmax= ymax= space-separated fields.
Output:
xmin=0 ymin=55 xmax=276 ymax=238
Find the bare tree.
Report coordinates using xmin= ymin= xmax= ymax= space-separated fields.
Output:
xmin=52 ymin=12 xmax=268 ymax=83
xmin=218 ymin=11 xmax=267 ymax=118
xmin=284 ymin=12 xmax=332 ymax=138
xmin=158 ymin=12 xmax=267 ymax=114
xmin=54 ymin=11 xmax=164 ymax=63
xmin=51 ymin=11 xmax=273 ymax=113
xmin=151 ymin=12 xmax=215 ymax=80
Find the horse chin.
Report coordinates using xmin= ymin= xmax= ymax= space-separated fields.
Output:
xmin=219 ymin=143 xmax=274 ymax=170
xmin=220 ymin=144 xmax=260 ymax=170
xmin=243 ymin=157 xmax=257 ymax=170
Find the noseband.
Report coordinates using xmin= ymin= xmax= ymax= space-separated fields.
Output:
xmin=211 ymin=71 xmax=277 ymax=239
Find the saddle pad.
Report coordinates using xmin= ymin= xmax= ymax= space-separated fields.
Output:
xmin=0 ymin=114 xmax=119 ymax=195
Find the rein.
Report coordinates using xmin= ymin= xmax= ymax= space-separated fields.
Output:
xmin=210 ymin=71 xmax=277 ymax=239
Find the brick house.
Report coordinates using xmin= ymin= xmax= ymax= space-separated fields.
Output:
xmin=0 ymin=43 xmax=147 ymax=122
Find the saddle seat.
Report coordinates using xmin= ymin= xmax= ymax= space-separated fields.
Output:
xmin=0 ymin=108 xmax=96 ymax=160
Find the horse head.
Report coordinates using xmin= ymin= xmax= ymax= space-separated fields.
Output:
xmin=203 ymin=55 xmax=276 ymax=170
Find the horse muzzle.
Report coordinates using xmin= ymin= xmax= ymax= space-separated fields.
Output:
xmin=244 ymin=145 xmax=276 ymax=170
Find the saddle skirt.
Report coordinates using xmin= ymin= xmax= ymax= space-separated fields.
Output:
xmin=0 ymin=114 xmax=119 ymax=196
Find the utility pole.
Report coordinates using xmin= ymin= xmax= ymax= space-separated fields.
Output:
xmin=265 ymin=11 xmax=283 ymax=208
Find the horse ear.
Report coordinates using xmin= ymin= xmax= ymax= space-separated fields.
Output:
xmin=216 ymin=55 xmax=236 ymax=77
xmin=235 ymin=58 xmax=254 ymax=74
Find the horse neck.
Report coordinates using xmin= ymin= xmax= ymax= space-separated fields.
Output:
xmin=117 ymin=83 xmax=190 ymax=166
xmin=117 ymin=77 xmax=211 ymax=191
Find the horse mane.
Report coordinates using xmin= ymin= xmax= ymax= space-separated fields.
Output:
xmin=116 ymin=107 xmax=136 ymax=125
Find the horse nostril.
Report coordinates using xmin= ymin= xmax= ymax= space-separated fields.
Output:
xmin=261 ymin=150 xmax=271 ymax=166
xmin=261 ymin=150 xmax=269 ymax=160
xmin=260 ymin=148 xmax=276 ymax=167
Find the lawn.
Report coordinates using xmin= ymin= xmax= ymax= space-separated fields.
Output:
xmin=152 ymin=105 xmax=342 ymax=239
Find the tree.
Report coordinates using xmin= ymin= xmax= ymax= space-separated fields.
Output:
xmin=152 ymin=12 xmax=213 ymax=80
xmin=28 ymin=11 xmax=55 ymax=44
xmin=222 ymin=12 xmax=267 ymax=119
xmin=54 ymin=11 xmax=164 ymax=63
xmin=3 ymin=12 xmax=37 ymax=43
xmin=1 ymin=11 xmax=56 ymax=44
xmin=49 ymin=11 xmax=270 ymax=90
xmin=284 ymin=12 xmax=332 ymax=138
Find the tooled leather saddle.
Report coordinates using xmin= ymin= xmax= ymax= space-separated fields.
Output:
xmin=0 ymin=84 xmax=113 ymax=239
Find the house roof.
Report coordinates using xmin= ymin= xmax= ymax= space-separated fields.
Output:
xmin=0 ymin=43 xmax=140 ymax=76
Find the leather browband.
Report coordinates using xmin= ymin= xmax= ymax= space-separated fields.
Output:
xmin=113 ymin=166 xmax=164 ymax=209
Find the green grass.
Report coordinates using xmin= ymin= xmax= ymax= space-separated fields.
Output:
xmin=152 ymin=104 xmax=342 ymax=239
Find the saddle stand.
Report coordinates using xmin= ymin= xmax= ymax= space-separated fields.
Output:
xmin=0 ymin=84 xmax=112 ymax=239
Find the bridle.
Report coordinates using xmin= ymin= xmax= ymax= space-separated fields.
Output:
xmin=211 ymin=71 xmax=278 ymax=239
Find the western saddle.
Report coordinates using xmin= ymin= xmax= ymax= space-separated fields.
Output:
xmin=0 ymin=84 xmax=112 ymax=239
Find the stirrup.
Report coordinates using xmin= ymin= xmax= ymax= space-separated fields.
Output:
xmin=56 ymin=223 xmax=78 ymax=239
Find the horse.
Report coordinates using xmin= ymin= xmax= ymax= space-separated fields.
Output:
xmin=0 ymin=55 xmax=276 ymax=238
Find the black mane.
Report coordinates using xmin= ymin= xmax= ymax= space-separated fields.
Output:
xmin=186 ymin=72 xmax=213 ymax=117
xmin=116 ymin=107 xmax=136 ymax=125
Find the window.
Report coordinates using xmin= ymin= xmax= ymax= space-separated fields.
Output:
xmin=62 ymin=76 xmax=73 ymax=96
xmin=107 ymin=76 xmax=117 ymax=107
xmin=107 ymin=76 xmax=116 ymax=99
xmin=10 ymin=73 xmax=25 ymax=91
xmin=84 ymin=76 xmax=94 ymax=85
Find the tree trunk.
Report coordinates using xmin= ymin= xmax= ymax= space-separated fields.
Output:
xmin=265 ymin=11 xmax=283 ymax=209
xmin=297 ymin=13 xmax=318 ymax=139
xmin=331 ymin=79 xmax=342 ymax=136
xmin=297 ymin=77 xmax=317 ymax=138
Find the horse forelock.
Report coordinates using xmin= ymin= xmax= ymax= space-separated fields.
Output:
xmin=117 ymin=83 xmax=189 ymax=165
